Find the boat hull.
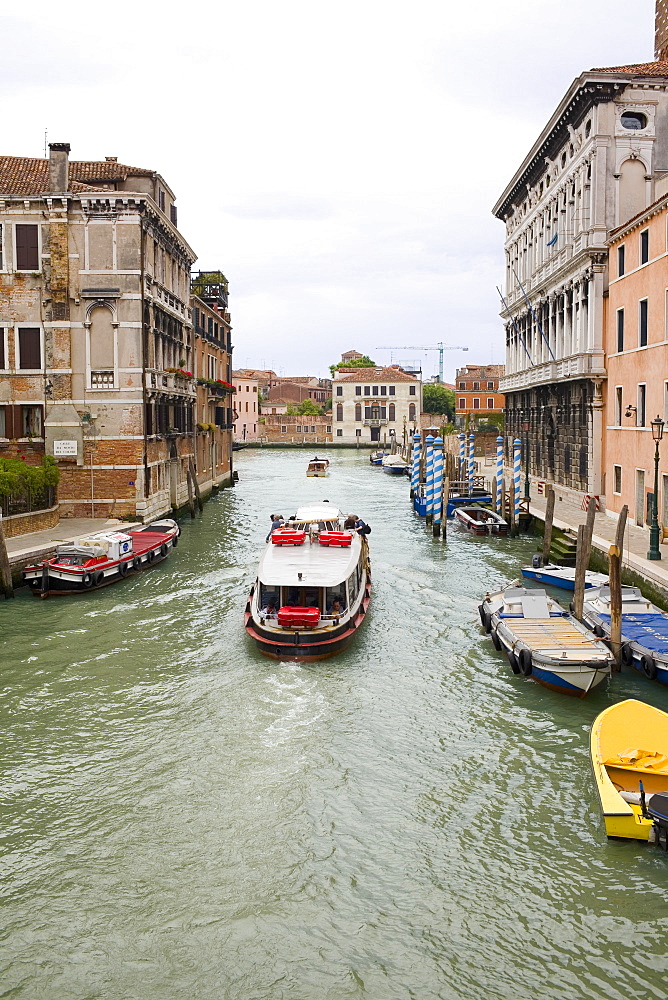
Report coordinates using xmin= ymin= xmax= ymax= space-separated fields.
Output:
xmin=582 ymin=587 xmax=668 ymax=685
xmin=521 ymin=567 xmax=608 ymax=591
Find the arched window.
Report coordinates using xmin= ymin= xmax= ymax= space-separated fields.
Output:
xmin=619 ymin=158 xmax=646 ymax=224
xmin=355 ymin=403 xmax=361 ymax=421
xmin=388 ymin=402 xmax=395 ymax=421
xmin=88 ymin=304 xmax=115 ymax=388
xmin=336 ymin=404 xmax=343 ymax=422
xmin=408 ymin=403 xmax=416 ymax=422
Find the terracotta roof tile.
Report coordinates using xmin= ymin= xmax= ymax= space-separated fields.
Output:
xmin=590 ymin=60 xmax=668 ymax=76
xmin=338 ymin=366 xmax=420 ymax=383
xmin=0 ymin=155 xmax=155 ymax=196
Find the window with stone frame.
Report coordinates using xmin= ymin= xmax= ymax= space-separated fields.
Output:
xmin=613 ymin=465 xmax=622 ymax=494
xmin=639 ymin=298 xmax=648 ymax=347
xmin=641 ymin=229 xmax=649 ymax=265
xmin=0 ymin=224 xmax=3 ymax=270
xmin=15 ymin=224 xmax=39 ymax=271
xmin=17 ymin=328 xmax=41 ymax=369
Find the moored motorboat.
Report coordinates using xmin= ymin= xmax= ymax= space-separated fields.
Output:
xmin=245 ymin=501 xmax=371 ymax=660
xmin=369 ymin=450 xmax=389 ymax=465
xmin=306 ymin=457 xmax=330 ymax=477
xmin=582 ymin=585 xmax=668 ymax=684
xmin=455 ymin=505 xmax=508 ymax=535
xmin=521 ymin=560 xmax=608 ymax=591
xmin=22 ymin=519 xmax=179 ymax=597
xmin=590 ymin=699 xmax=668 ymax=842
xmin=479 ymin=585 xmax=613 ymax=696
xmin=381 ymin=454 xmax=409 ymax=475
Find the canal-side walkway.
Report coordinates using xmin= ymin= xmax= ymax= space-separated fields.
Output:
xmin=528 ymin=489 xmax=668 ymax=595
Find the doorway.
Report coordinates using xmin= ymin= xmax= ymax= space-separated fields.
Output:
xmin=635 ymin=469 xmax=645 ymax=526
xmin=370 ymin=426 xmax=380 ymax=442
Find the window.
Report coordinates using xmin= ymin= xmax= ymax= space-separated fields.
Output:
xmin=487 ymin=381 xmax=494 ymax=389
xmin=310 ymin=426 xmax=315 ymax=434
xmin=17 ymin=327 xmax=42 ymax=369
xmin=336 ymin=429 xmax=343 ymax=437
xmin=458 ymin=382 xmax=465 ymax=390
xmin=158 ymin=189 xmax=166 ymax=211
xmin=641 ymin=229 xmax=649 ymax=265
xmin=637 ymin=384 xmax=646 ymax=427
xmin=388 ymin=403 xmax=395 ymax=421
xmin=616 ymin=309 xmax=624 ymax=352
xmin=408 ymin=403 xmax=416 ymax=421
xmin=618 ymin=245 xmax=625 ymax=277
xmin=0 ymin=328 xmax=5 ymax=369
xmin=473 ymin=398 xmax=480 ymax=409
xmin=473 ymin=381 xmax=480 ymax=390
xmin=355 ymin=428 xmax=361 ymax=437
xmin=409 ymin=385 xmax=416 ymax=396
xmin=355 ymin=403 xmax=361 ymax=421
xmin=336 ymin=404 xmax=343 ymax=421
xmin=0 ymin=223 xmax=3 ymax=269
xmin=459 ymin=398 xmax=465 ymax=409
xmin=281 ymin=425 xmax=287 ymax=433
xmin=372 ymin=386 xmax=378 ymax=395
xmin=621 ymin=111 xmax=647 ymax=130
xmin=0 ymin=406 xmax=5 ymax=437
xmin=15 ymin=224 xmax=39 ymax=270
xmin=296 ymin=424 xmax=302 ymax=432
xmin=389 ymin=386 xmax=395 ymax=395
xmin=380 ymin=386 xmax=386 ymax=395
xmin=615 ymin=386 xmax=623 ymax=425
xmin=22 ymin=405 xmax=43 ymax=437
xmin=639 ymin=299 xmax=648 ymax=347
xmin=487 ymin=398 xmax=494 ymax=409
xmin=355 ymin=386 xmax=361 ymax=396
xmin=364 ymin=386 xmax=370 ymax=396
xmin=336 ymin=385 xmax=343 ymax=396
xmin=326 ymin=425 xmax=331 ymax=432
xmin=170 ymin=204 xmax=178 ymax=227
xmin=613 ymin=465 xmax=622 ymax=494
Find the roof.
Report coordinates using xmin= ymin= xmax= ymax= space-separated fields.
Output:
xmin=338 ymin=366 xmax=420 ymax=383
xmin=609 ymin=191 xmax=668 ymax=241
xmin=232 ymin=371 xmax=260 ymax=381
xmin=234 ymin=368 xmax=276 ymax=379
xmin=0 ymin=155 xmax=156 ymax=196
xmin=590 ymin=60 xmax=668 ymax=77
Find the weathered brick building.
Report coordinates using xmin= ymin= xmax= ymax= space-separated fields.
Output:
xmin=0 ymin=143 xmax=232 ymax=519
xmin=455 ymin=364 xmax=505 ymax=426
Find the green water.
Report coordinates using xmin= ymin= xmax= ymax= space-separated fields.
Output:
xmin=2 ymin=448 xmax=668 ymax=1000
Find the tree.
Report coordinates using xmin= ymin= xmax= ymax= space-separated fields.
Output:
xmin=296 ymin=399 xmax=322 ymax=416
xmin=329 ymin=355 xmax=376 ymax=376
xmin=422 ymin=384 xmax=455 ymax=420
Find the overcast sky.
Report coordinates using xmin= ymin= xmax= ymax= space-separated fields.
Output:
xmin=0 ymin=0 xmax=656 ymax=381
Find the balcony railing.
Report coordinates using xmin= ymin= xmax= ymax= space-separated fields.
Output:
xmin=144 ymin=371 xmax=197 ymax=396
xmin=363 ymin=418 xmax=388 ymax=426
xmin=90 ymin=370 xmax=114 ymax=388
xmin=499 ymin=351 xmax=606 ymax=392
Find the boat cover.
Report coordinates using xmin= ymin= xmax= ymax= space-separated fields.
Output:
xmin=600 ymin=613 xmax=668 ymax=655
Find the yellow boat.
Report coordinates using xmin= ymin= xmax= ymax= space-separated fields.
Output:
xmin=590 ymin=699 xmax=668 ymax=840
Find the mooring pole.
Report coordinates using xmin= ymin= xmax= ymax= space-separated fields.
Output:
xmin=609 ymin=543 xmax=623 ymax=671
xmin=0 ymin=518 xmax=14 ymax=599
xmin=542 ymin=486 xmax=555 ymax=564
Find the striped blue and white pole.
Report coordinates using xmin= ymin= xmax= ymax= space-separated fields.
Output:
xmin=458 ymin=432 xmax=466 ymax=484
xmin=432 ymin=436 xmax=444 ymax=536
xmin=425 ymin=434 xmax=435 ymax=524
xmin=411 ymin=432 xmax=421 ymax=502
xmin=468 ymin=433 xmax=475 ymax=493
xmin=496 ymin=435 xmax=504 ymax=514
xmin=513 ymin=438 xmax=521 ymax=527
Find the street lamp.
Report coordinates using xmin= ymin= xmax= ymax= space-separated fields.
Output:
xmin=647 ymin=414 xmax=665 ymax=561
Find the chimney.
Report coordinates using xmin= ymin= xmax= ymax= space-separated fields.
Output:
xmin=48 ymin=142 xmax=70 ymax=193
xmin=105 ymin=156 xmax=118 ymax=162
xmin=656 ymin=0 xmax=668 ymax=60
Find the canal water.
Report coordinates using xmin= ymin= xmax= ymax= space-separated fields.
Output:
xmin=2 ymin=447 xmax=668 ymax=1000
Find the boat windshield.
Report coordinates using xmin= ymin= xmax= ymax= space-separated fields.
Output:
xmin=289 ymin=519 xmax=339 ymax=531
xmin=282 ymin=586 xmax=321 ymax=609
xmin=55 ymin=555 xmax=86 ymax=566
xmin=324 ymin=586 xmax=346 ymax=617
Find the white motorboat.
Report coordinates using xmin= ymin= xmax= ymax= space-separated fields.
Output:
xmin=381 ymin=454 xmax=409 ymax=475
xmin=582 ymin=585 xmax=668 ymax=684
xmin=521 ymin=561 xmax=608 ymax=591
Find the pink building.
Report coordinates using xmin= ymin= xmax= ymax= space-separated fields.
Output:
xmin=232 ymin=371 xmax=259 ymax=441
xmin=604 ymin=195 xmax=668 ymax=527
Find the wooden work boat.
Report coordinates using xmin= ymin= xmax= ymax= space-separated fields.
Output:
xmin=521 ymin=561 xmax=608 ymax=591
xmin=22 ymin=519 xmax=179 ymax=597
xmin=455 ymin=505 xmax=508 ymax=536
xmin=582 ymin=586 xmax=668 ymax=685
xmin=306 ymin=457 xmax=329 ymax=477
xmin=479 ymin=585 xmax=614 ymax=696
xmin=590 ymin=699 xmax=668 ymax=842
xmin=245 ymin=501 xmax=371 ymax=661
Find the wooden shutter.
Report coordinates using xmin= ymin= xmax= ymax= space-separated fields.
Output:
xmin=15 ymin=224 xmax=39 ymax=270
xmin=0 ymin=329 xmax=4 ymax=370
xmin=18 ymin=328 xmax=41 ymax=369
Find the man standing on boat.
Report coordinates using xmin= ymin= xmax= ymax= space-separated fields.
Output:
xmin=266 ymin=514 xmax=284 ymax=541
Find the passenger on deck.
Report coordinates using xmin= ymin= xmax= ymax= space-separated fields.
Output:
xmin=345 ymin=514 xmax=369 ymax=535
xmin=266 ymin=514 xmax=284 ymax=541
xmin=261 ymin=602 xmax=278 ymax=619
xmin=329 ymin=598 xmax=344 ymax=617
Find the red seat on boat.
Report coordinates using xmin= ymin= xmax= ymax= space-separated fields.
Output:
xmin=277 ymin=606 xmax=320 ymax=628
xmin=318 ymin=531 xmax=352 ymax=547
xmin=271 ymin=529 xmax=306 ymax=546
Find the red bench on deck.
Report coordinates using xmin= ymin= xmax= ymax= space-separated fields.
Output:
xmin=318 ymin=531 xmax=352 ymax=547
xmin=277 ymin=606 xmax=320 ymax=628
xmin=271 ymin=529 xmax=306 ymax=546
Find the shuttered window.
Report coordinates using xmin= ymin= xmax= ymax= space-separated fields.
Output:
xmin=0 ymin=406 xmax=5 ymax=437
xmin=0 ymin=330 xmax=5 ymax=369
xmin=18 ymin=328 xmax=42 ymax=369
xmin=15 ymin=224 xmax=39 ymax=270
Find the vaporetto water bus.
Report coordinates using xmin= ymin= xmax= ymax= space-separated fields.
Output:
xmin=244 ymin=501 xmax=371 ymax=660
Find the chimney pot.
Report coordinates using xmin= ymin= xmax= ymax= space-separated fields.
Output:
xmin=105 ymin=156 xmax=118 ymax=162
xmin=48 ymin=142 xmax=70 ymax=193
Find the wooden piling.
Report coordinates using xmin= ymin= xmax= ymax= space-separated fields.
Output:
xmin=608 ymin=543 xmax=622 ymax=671
xmin=186 ymin=468 xmax=196 ymax=519
xmin=0 ymin=519 xmax=14 ymax=599
xmin=572 ymin=523 xmax=587 ymax=621
xmin=442 ymin=476 xmax=449 ymax=540
xmin=542 ymin=486 xmax=555 ymax=563
xmin=189 ymin=458 xmax=203 ymax=512
xmin=615 ymin=504 xmax=628 ymax=553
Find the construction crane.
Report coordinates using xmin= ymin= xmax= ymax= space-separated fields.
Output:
xmin=375 ymin=343 xmax=469 ymax=384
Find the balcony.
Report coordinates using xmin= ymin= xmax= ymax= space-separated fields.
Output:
xmin=145 ymin=371 xmax=197 ymax=397
xmin=363 ymin=418 xmax=388 ymax=426
xmin=90 ymin=370 xmax=114 ymax=389
xmin=499 ymin=351 xmax=606 ymax=392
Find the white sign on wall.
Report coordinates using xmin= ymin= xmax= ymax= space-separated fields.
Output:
xmin=53 ymin=440 xmax=78 ymax=456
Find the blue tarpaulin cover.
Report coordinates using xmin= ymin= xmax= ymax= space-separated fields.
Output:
xmin=600 ymin=613 xmax=668 ymax=655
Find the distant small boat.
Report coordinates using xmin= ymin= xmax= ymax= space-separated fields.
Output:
xmin=381 ymin=454 xmax=409 ymax=475
xmin=306 ymin=457 xmax=329 ymax=477
xmin=590 ymin=699 xmax=668 ymax=842
xmin=582 ymin=585 xmax=668 ymax=684
xmin=369 ymin=450 xmax=389 ymax=465
xmin=479 ymin=585 xmax=613 ymax=696
xmin=455 ymin=505 xmax=508 ymax=535
xmin=521 ymin=561 xmax=608 ymax=591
